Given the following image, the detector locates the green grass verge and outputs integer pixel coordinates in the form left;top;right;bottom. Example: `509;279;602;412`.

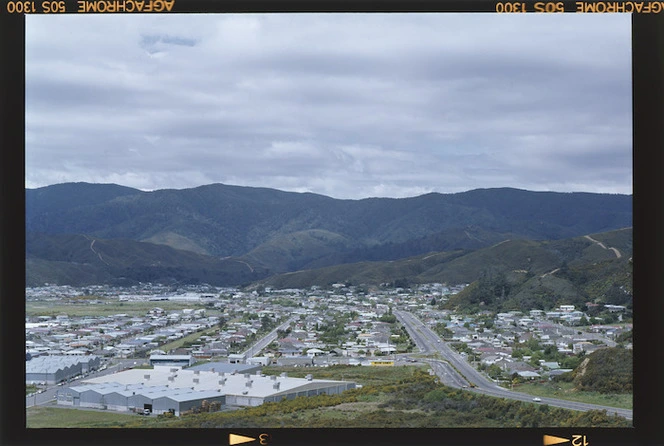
26;406;158;428
158;327;220;353
511;381;632;410
261;364;427;387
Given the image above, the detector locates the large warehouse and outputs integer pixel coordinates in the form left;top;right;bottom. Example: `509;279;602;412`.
56;382;225;416
26;355;101;385
58;366;355;415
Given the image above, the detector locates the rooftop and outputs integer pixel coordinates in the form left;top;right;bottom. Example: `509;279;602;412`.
80;368;353;399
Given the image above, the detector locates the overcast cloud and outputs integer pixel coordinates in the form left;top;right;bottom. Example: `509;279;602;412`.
26;13;631;199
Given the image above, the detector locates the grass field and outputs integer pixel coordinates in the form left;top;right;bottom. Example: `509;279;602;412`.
511;381;633;409
26;406;157;428
157;327;221;353
26;298;215;318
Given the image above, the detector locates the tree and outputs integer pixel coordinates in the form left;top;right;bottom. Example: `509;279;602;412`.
486;364;504;380
217;317;227;329
393;278;409;288
430;297;437;306
379;313;397;323
434;323;453;339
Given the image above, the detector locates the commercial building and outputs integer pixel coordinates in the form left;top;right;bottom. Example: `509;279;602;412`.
26;355;101;385
56;382;225;416
58;366;355;415
148;354;194;367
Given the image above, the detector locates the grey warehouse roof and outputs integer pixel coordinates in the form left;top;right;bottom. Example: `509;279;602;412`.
26;355;98;373
64;381;222;402
81;367;355;400
187;361;259;374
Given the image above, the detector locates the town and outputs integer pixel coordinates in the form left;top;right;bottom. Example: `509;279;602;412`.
26;282;632;417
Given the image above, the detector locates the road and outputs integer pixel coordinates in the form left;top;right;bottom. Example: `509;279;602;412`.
394;310;632;420
241;316;298;358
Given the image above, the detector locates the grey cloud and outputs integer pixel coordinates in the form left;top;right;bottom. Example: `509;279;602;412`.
25;13;631;199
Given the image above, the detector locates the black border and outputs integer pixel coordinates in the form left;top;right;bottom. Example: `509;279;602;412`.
2;3;663;446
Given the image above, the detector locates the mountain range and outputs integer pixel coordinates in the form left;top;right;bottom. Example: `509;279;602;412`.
25;182;632;290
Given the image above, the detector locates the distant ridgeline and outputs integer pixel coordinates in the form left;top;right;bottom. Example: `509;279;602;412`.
26;183;632;297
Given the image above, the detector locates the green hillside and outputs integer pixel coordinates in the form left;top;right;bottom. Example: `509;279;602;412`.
571;348;633;394
242;229;356;273
25;182;632;288
259;229;631;313
26;233;268;287
26;183;632;267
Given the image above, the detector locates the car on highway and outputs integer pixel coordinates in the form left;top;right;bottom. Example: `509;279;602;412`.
532;397;542;402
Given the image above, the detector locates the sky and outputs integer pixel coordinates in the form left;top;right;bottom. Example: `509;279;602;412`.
25;13;632;200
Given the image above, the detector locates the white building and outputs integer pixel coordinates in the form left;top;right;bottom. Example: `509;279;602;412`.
63;366;355;414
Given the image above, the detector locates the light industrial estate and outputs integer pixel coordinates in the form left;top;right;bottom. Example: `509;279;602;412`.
57;364;355;416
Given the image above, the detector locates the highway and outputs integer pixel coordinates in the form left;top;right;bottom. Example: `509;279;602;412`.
394;310;633;420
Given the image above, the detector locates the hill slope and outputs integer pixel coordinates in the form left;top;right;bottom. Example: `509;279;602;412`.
26;183;632;277
572;347;633;393
25;233;267;287
260;228;632;312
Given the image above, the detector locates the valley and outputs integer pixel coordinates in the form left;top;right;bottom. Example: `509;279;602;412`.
24;182;633;428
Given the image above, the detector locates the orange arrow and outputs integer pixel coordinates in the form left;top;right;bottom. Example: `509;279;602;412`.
229;433;256;445
544;435;570;446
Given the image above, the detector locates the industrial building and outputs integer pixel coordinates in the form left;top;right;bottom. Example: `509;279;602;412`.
57;366;355;415
187;361;260;375
26;355;101;385
56;382;225;416
148;354;194;367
